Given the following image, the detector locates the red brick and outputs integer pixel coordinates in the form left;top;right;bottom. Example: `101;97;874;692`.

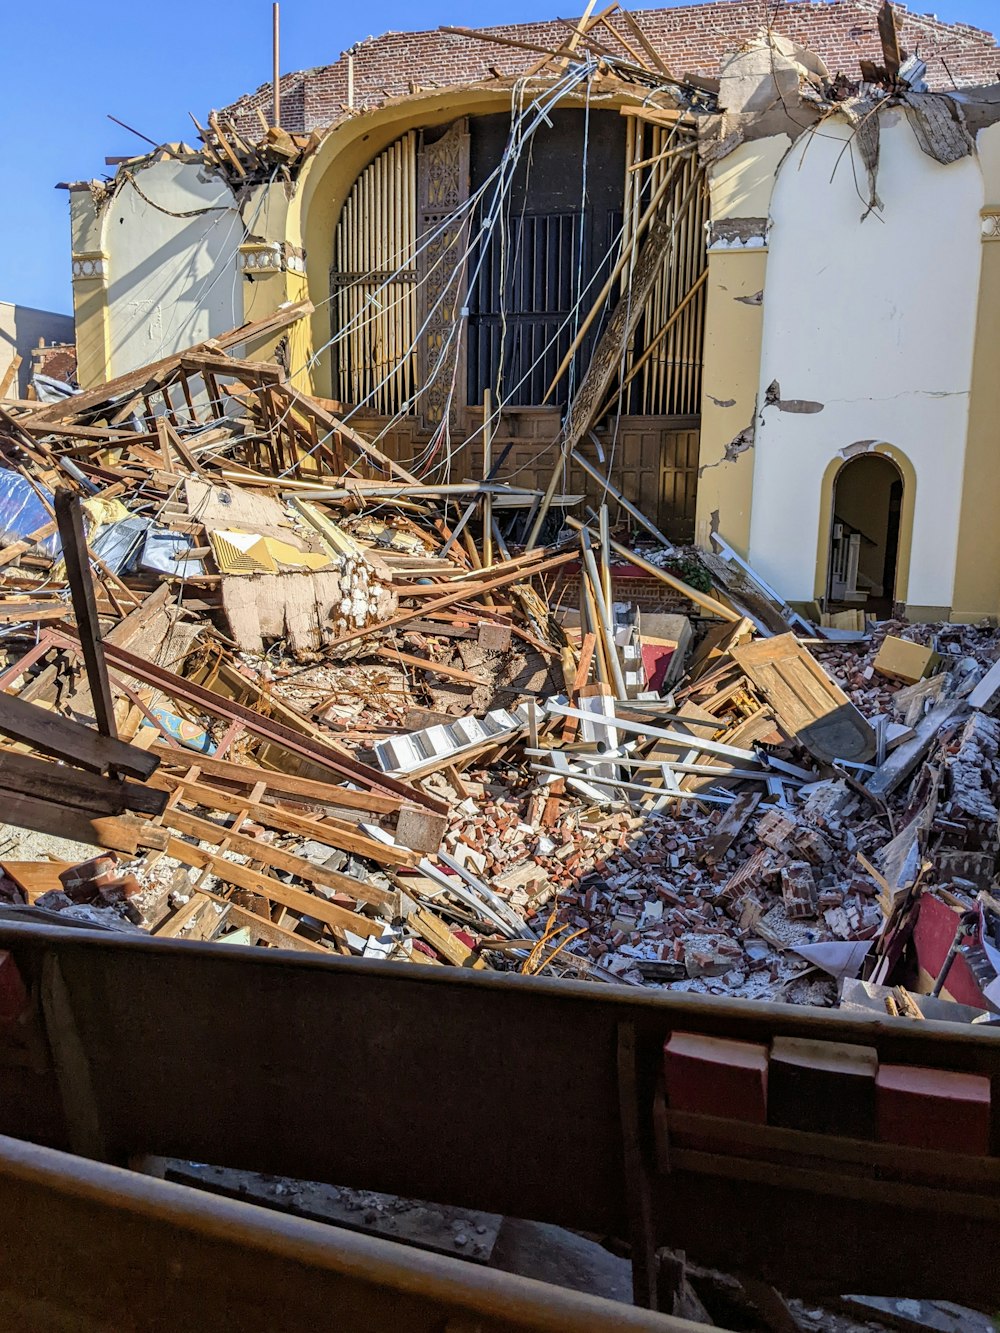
221;2;1000;138
664;1030;768;1123
876;1064;991;1156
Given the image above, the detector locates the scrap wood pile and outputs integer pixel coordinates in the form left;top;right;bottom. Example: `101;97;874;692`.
1;317;1000;1013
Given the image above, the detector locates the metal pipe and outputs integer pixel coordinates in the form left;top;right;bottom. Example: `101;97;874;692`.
272;3;280;128
579;531;628;701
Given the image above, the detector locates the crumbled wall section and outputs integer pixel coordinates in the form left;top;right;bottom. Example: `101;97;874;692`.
221;0;1000;135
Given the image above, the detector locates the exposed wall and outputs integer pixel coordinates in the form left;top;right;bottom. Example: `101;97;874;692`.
746;110;984;615
103;161;242;378
0;302;74;398
695;135;787;555
223;1;1000;135
952;121;1000;622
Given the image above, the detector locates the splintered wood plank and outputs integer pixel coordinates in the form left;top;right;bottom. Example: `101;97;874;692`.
731;632;876;765
154;805;396;912
1;861;74;904
697;792;761;866
149;831;386;939
150;774;419;871
0;690;160;780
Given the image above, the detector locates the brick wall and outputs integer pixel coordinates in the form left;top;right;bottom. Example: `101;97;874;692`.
550;563;706;616
222;0;999;134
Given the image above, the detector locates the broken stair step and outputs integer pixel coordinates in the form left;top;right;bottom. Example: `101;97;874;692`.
374;706;530;775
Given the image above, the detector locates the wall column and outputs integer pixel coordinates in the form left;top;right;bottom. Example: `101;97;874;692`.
694;135;787;557
694;231;767;555
69;186;111;388
952;159;1000;622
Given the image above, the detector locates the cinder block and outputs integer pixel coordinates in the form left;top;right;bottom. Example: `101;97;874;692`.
664;1031;768;1123
768;1038;877;1139
876;1064;991;1156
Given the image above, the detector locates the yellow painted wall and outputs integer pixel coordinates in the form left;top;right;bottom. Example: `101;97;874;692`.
69;186;111;387
694;246;765;553
952;123;1000;622
694;134;787;554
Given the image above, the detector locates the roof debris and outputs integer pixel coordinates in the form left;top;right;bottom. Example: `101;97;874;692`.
0;293;995;1027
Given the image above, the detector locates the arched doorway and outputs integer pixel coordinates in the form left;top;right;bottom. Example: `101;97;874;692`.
828;454;902;615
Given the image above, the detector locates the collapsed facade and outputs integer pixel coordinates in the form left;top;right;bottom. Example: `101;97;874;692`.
66;0;1000;622
5;4;1000;1321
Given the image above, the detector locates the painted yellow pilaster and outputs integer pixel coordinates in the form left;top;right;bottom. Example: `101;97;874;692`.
695;244;766;555
69;187;112;387
72;258;111;388
228;182;320;386
694;135;787;556
952;129;1000;622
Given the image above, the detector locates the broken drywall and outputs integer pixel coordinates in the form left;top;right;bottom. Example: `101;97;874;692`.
764;381;824;414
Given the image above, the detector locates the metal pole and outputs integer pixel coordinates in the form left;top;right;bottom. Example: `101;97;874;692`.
272;3;281;129
482;390;493;570
579;531;628;701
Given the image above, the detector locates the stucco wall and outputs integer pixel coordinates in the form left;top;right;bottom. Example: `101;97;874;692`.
103;161;243;377
0;302;74;398
952;120;1000;621
746;109;984;612
695;135;788;554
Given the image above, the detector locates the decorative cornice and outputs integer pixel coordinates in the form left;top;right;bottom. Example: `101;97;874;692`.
707;218;769;253
71;251;109;281
981;209;1000;242
238;241;306;275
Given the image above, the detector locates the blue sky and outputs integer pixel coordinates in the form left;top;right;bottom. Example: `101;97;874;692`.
2;0;998;316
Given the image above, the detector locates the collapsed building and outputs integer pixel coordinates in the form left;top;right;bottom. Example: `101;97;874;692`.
3;1;1000;1327
67;0;1000;619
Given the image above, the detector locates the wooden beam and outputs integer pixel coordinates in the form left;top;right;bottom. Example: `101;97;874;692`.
0;748;166;817
53;490;117;740
152;776;419;874
148;829;388;939
373;647;482;686
25;301;314;424
147;744;411;817
154;798;398;914
325;549;577;651
0;689;159;780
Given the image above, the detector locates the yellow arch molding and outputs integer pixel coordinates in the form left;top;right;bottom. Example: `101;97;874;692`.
813;443;916;608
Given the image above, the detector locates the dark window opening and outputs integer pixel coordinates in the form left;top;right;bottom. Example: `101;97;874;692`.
466;110;626;409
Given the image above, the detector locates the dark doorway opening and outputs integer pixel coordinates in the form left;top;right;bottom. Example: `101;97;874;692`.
828;454;902;617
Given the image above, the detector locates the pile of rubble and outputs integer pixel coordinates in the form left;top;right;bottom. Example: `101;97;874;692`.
0;303;999;1021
